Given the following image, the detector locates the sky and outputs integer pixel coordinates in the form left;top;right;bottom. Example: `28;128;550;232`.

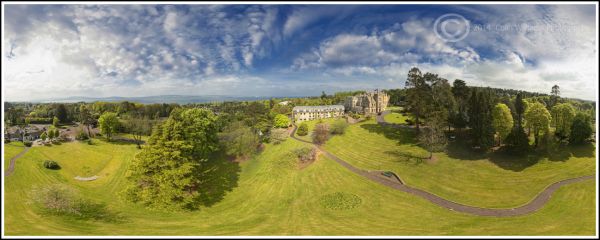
2;4;598;101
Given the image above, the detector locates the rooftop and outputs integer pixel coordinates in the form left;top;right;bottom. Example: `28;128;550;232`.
293;105;345;112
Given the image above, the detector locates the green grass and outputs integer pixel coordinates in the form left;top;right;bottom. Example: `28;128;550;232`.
4;141;25;169
3;134;596;235
383;112;410;125
294;118;340;142
324;120;596;208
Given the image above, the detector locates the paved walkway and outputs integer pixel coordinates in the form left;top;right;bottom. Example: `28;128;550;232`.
289;123;595;217
4;147;31;177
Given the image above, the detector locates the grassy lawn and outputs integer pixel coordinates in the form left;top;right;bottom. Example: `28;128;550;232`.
383;112;410;125
3;141;25;170
294;118;341;142
3;135;596;235
324;120;596;208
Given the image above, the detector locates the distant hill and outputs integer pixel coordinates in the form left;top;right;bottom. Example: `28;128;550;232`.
33;95;293;104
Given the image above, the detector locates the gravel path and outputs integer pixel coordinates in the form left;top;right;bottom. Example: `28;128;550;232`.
289;122;595;217
4;147;31;177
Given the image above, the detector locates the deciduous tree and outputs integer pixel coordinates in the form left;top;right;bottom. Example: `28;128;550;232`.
98;112;119;141
524;102;551;147
124;108;220;210
492;103;514;145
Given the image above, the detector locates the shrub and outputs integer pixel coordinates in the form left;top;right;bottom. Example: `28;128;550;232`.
270;128;289;145
76;131;89;141
296;122;309;136
330;119;348;135
293;146;317;162
23;141;32;147
29;184;118;221
4;139;10;144
273;114;291;128
312;123;329;145
365;115;372;121
43;160;60;170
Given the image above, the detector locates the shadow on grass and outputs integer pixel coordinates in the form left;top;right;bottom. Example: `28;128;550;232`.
194;151;241;208
384;150;428;165
360;124;416;145
488;147;542;172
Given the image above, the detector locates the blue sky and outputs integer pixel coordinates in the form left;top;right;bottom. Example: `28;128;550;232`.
3;4;597;101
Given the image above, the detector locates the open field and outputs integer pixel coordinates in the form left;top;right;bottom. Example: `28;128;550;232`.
3;134;596;235
324;120;596;208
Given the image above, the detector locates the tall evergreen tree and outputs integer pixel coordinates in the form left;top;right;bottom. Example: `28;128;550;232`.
405;67;430;132
467;89;495;150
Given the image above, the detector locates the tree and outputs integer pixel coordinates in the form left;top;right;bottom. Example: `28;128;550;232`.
549;85;560;108
47;128;55;140
320;91;327;99
296;122;308;136
79;105;95;137
405;67;430;132
419;110;447;159
123;116;153;149
492;103;514;145
505;125;529;153
98;112;119;141
524;102;551;147
551;85;560;97
40;131;48;141
569;112;592;144
468;89;495;150
55;104;68;123
513;92;527;129
218;121;259;158
124;108;220;210
330;119;349;135
52;116;59;127
551;103;576;140
273;114;290;128
429;76;456;131
312;123;329;145
450;79;470;132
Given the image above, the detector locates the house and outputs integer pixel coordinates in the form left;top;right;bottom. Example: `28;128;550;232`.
5;125;46;141
344;89;389;115
292;105;345;123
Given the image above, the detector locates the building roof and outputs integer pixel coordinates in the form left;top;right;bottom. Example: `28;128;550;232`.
292;105;345;112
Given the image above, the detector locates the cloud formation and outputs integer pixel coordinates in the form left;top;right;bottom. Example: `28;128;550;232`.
2;4;597;101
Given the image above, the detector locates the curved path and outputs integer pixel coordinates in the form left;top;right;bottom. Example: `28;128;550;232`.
289;123;595;217
4;147;31;177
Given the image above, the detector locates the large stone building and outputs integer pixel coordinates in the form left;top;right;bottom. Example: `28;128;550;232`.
292;105;345;123
344;89;389;115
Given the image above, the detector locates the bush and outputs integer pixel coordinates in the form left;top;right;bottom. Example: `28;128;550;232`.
4;139;10;144
43;160;60;170
76;131;89;141
330;119;348;135
23;141;32;147
270;128;289;145
29;184;118;221
312;123;330;145
297;122;309;136
273;114;291;128
365;115;372;121
293;146;317;162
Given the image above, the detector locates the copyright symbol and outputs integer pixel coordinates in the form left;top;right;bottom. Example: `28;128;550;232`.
433;13;470;42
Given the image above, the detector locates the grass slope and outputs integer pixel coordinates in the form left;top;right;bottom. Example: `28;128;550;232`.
3;135;596;235
324;120;596;208
3;141;25;170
